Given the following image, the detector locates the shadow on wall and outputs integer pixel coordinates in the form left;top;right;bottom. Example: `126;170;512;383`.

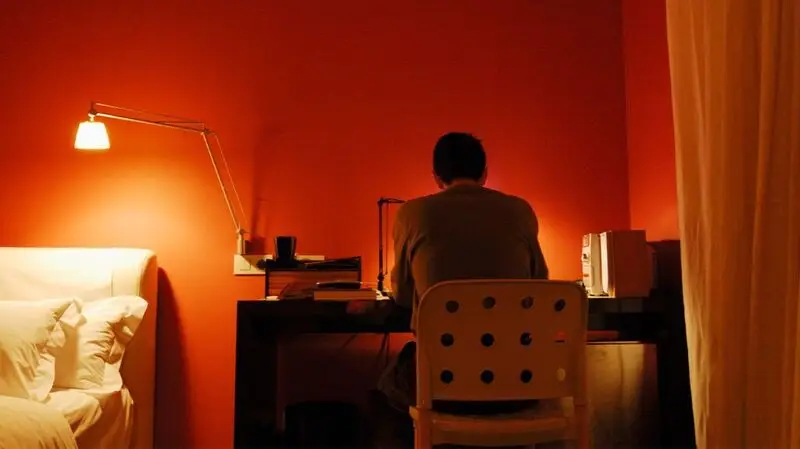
650;239;682;294
154;268;194;447
248;195;269;255
649;239;696;449
247;125;287;256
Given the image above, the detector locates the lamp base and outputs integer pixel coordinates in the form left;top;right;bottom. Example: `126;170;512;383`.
237;234;249;255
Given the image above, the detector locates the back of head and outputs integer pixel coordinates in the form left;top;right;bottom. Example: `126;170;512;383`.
433;132;487;186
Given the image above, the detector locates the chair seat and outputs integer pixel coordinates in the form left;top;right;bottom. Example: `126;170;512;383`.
409;401;574;447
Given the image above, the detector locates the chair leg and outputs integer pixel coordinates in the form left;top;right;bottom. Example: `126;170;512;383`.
575;405;589;449
413;429;430;449
413;418;431;449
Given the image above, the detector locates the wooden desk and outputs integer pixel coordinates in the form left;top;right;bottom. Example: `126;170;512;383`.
233;298;667;448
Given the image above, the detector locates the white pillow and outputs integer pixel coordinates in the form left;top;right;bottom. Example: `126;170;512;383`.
0;298;77;401
53;295;147;389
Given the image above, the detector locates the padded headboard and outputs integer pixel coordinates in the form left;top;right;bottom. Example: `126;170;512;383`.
0;247;157;449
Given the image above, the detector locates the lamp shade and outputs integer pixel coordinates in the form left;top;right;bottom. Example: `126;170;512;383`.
74;121;110;150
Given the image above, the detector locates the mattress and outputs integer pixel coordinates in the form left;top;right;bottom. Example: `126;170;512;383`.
45;371;134;449
0;394;78;449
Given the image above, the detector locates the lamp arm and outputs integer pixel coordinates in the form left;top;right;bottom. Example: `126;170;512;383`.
89;103;248;254
201;131;247;254
92;102;205;129
378;197;405;205
377;200;385;293
93;112;207;133
376;197;406;293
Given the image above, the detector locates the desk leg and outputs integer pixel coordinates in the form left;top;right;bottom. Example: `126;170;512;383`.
275;335;285;432
266;332;280;444
234;316;279;448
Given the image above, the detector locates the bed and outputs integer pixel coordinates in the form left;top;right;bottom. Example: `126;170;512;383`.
0;247;157;449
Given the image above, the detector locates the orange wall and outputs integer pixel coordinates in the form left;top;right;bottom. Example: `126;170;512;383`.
622;0;679;241
0;1;631;447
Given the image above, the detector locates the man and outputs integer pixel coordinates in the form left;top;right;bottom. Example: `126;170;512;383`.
372;132;548;446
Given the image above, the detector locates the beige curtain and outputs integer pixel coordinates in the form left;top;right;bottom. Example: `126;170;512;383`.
665;1;800;448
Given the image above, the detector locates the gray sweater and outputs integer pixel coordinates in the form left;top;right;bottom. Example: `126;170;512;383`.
390;183;549;331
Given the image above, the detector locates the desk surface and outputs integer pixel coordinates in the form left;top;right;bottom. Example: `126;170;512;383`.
237;299;636;342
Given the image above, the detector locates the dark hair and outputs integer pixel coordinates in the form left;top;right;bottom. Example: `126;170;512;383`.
432;132;486;184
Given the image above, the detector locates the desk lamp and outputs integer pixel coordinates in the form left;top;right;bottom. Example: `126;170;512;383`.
74;102;249;254
377;197;405;294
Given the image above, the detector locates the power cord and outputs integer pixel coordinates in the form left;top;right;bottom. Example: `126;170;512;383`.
374;332;392;374
313;332;394;393
319;332;391;372
319;334;360;367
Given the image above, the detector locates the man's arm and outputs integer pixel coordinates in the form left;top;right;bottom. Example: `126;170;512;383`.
390;205;415;309
525;204;549;279
531;238;549;279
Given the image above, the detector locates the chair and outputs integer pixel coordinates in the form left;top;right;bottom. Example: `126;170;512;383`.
409;279;589;448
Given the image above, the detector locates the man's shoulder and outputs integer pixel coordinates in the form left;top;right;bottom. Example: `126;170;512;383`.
402;193;438;209
400;190;456;212
403;188;534;212
397;195;425;213
502;192;535;215
478;188;535;215
394;195;427;226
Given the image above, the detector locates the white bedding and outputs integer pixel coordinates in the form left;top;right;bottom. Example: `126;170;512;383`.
0;394;77;449
0;248;156;449
45;372;134;449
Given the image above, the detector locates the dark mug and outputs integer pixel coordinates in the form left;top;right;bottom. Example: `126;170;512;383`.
274;236;297;263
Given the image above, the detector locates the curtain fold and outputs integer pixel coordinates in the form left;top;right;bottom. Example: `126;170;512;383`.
666;0;800;447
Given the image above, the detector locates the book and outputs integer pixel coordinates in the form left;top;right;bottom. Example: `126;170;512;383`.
312;288;380;301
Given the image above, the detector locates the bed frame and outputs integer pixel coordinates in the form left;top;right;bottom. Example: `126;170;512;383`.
0;247;158;449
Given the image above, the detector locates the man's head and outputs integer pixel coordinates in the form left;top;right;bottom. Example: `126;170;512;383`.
432;132;487;189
